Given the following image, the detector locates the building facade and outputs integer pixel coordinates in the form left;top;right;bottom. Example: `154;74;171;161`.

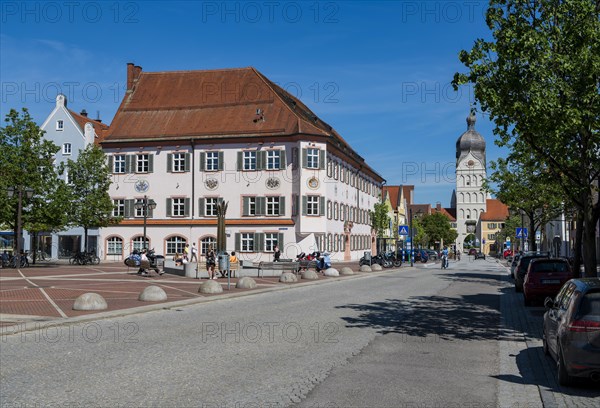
32;94;108;258
99;64;384;262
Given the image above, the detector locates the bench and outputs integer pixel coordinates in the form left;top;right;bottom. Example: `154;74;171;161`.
257;261;299;278
298;260;318;271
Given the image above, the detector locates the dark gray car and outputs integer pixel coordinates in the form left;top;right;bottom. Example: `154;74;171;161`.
543;278;600;385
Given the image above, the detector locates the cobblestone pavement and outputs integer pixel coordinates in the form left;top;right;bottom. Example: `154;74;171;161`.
498;261;600;407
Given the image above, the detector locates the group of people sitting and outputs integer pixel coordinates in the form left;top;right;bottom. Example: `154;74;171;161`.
172;245;239;280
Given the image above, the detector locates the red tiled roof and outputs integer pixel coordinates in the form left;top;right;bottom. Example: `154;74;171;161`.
68;109;109;143
402;185;414;205
408;204;431;216
480;199;509;221
382;186;401;208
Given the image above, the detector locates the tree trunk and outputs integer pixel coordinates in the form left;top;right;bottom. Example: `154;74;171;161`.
573;211;584;278
31;231;38;264
528;211;537;252
582;202;599;278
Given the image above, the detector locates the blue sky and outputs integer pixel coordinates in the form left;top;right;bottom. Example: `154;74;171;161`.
0;1;505;206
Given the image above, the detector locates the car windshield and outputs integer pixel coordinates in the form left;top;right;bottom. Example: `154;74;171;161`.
576;291;600;321
520;256;546;271
532;262;568;273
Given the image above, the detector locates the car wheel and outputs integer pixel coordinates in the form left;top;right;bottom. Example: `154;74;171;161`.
557;346;573;386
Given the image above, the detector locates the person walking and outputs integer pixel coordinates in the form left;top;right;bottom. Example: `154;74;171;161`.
273;245;281;262
184;243;190;262
190;242;198;262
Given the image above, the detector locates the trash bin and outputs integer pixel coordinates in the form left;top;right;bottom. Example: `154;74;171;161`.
184;262;197;278
363;251;372;263
218;251;230;274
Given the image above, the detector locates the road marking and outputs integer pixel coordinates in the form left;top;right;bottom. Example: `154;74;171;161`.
16;269;68;318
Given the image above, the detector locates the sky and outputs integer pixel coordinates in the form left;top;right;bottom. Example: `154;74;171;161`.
0;0;506;207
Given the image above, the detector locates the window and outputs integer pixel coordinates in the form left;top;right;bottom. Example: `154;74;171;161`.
206;151;219;171
306;148;319;169
112;199;125;217
205;197;218;216
172;153;186;172
64;169;71;185
241;233;254;252
137;154;149;173
132;236;149;252
487;223;497;229
134;203;145;218
306;196;319;216
166;236;187;256
487;233;497;240
62;143;71;155
172;198;186;217
107;237;122;255
334;202;339;220
201;237;216;256
243;151;257;170
56;120;64;130
327;201;332;219
266;197;280;216
265;233;279;252
266;150;280;170
246;197;256;216
113;155;126;173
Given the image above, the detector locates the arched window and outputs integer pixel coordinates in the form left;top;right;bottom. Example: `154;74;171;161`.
480;193;484;203
327;233;333;252
107;236;123;256
166;235;187;256
460;209;464;218
201;236;216;256
327;200;332;219
334;234;339;252
460;175;465;186
459;193;464;203
131;236;149;252
334;202;339;220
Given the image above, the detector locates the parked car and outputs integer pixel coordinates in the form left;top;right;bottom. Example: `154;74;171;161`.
425;249;438;261
503;249;513;259
510;254;522;278
523;258;573;306
543;278;600;385
474;252;486;260
515;252;551;292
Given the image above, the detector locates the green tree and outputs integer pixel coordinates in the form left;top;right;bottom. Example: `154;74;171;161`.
412;217;428;248
0;108;69;258
66;144;116;253
370;202;391;253
420;212;458;249
495;213;523;252
454;0;600;276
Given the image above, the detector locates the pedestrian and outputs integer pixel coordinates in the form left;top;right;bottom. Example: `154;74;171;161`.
227;251;239;278
206;245;216;279
190;242;198;262
273;245;281;262
184;243;190;261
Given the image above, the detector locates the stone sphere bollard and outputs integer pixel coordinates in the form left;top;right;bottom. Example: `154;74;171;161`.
236;277;257;289
323;268;339;277
359;265;372;272
302;269;320;280
199;280;223;294
138;285;167;302
73;293;108;311
340;267;354;275
371;264;383;271
279;272;298;283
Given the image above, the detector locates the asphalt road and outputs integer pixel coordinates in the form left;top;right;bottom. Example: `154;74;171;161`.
1;257;595;407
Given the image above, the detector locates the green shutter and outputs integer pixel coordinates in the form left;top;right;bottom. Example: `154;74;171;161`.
257;151;265;170
166;198;172;217
148;154;154;173
320;197;325;216
166;154;172;173
279;150;286;169
198;198;205;217
302;196;307;215
108;156;114;172
279;196;285;216
184;153;191;172
124;199;134;218
302;148;307;168
235;233;241;251
255;233;264;252
199;152;205;171
184;198;190;217
147;203;154;218
125;155;133;173
237;152;243;170
257;197;266;216
218;152;224;171
278;233;284;249
243;197;249;216
319;150;325;170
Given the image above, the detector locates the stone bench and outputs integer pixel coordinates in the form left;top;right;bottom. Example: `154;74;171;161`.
298;260;318;271
163;260;240;278
257;261;300;278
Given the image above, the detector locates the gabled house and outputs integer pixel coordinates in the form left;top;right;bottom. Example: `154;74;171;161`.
33;94;109;259
99;64;385;262
480;198;509;255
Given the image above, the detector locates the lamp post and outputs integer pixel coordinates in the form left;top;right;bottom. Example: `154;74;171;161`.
8;186;34;267
134;195;156;250
410;208;414;267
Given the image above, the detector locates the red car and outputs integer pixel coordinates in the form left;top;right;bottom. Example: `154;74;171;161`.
523;258;573;306
503;249;513;258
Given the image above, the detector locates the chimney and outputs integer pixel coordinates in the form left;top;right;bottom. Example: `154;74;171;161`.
80;109;88;117
126;63;143;92
95;111;102;123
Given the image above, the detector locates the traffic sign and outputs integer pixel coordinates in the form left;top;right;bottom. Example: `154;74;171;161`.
398;225;409;235
516;227;528;239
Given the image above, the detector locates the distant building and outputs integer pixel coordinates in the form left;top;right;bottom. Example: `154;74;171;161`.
99;64;384;262
381;185;414;252
480;199;509;255
34;94;108;258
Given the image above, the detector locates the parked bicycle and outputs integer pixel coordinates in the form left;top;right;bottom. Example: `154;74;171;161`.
69;251;100;265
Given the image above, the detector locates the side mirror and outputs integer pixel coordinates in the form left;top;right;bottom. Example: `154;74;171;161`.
544;297;555;310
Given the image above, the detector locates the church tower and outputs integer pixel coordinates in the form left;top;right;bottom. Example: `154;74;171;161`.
455;110;487;252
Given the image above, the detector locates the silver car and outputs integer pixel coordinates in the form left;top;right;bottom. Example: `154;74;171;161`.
543;278;600;385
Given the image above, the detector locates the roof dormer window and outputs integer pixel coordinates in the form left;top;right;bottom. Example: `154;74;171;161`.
56;120;64;131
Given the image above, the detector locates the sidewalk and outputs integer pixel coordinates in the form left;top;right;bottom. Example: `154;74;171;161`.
0;260;384;334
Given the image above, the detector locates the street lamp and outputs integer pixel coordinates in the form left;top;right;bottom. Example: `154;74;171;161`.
134;195;156;250
410;208;414;267
7;186;34;267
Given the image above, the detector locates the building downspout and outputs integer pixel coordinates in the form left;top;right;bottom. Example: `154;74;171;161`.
190;139;195;219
